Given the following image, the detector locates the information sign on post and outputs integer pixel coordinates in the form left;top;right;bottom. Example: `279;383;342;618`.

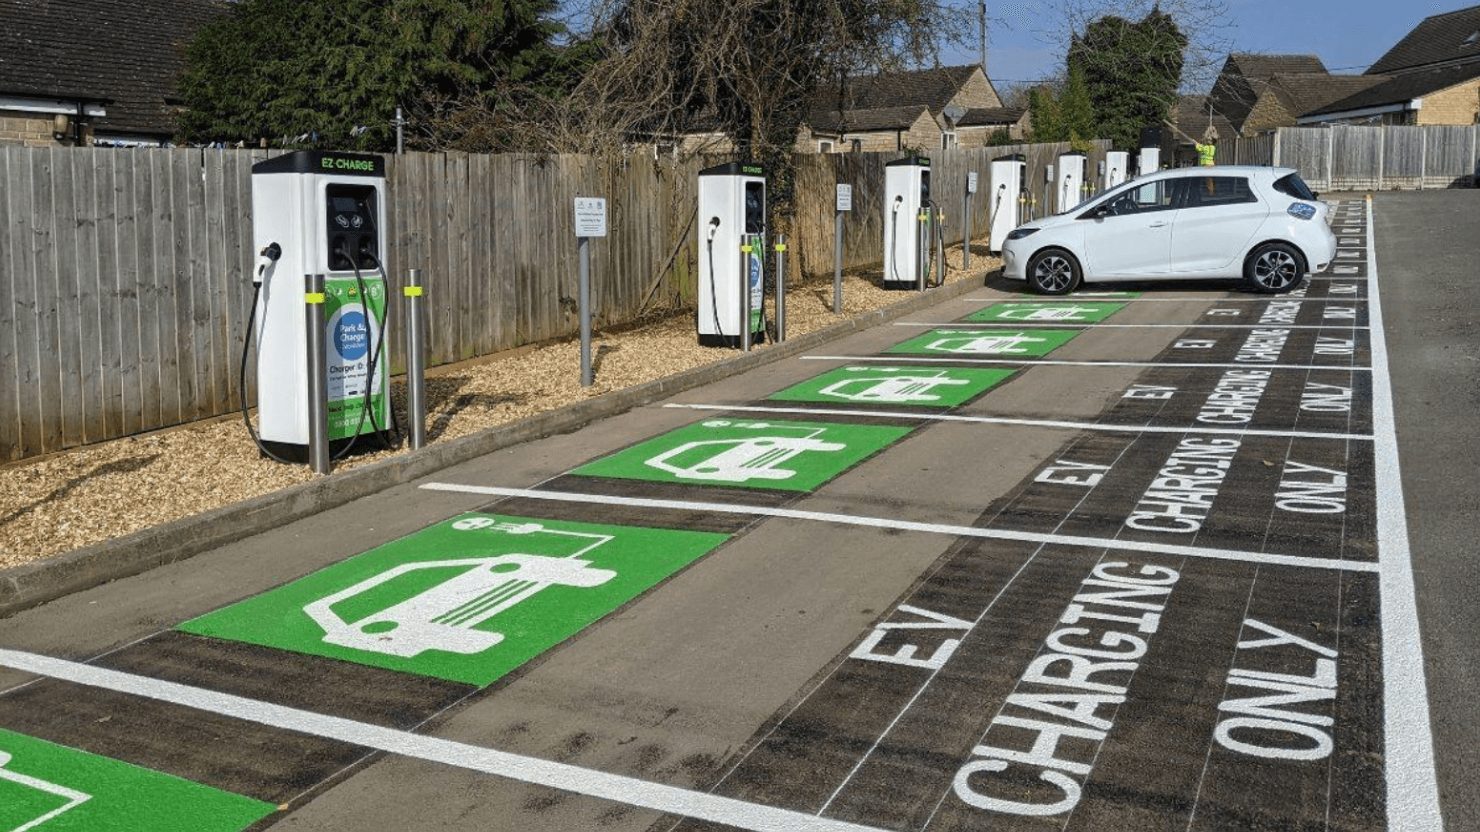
964;173;978;269
573;198;606;386
834;185;851;313
967;172;978;194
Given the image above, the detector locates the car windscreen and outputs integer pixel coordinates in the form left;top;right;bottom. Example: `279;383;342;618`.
1273;172;1317;200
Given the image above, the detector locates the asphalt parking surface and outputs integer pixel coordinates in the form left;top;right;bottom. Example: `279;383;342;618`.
0;193;1471;831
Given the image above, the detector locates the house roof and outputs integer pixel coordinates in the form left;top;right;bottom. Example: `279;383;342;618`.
957;106;1027;127
808;64;993;131
1305;60;1480;117
0;0;226;136
1207;53;1329;129
1267;73;1388;115
1166;95;1237;144
811;105;933;134
1368;4;1480;74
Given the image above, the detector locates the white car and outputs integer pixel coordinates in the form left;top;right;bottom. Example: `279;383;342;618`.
1001;165;1335;295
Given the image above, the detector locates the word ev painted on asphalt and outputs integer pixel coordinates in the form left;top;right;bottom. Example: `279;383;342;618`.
179;514;728;686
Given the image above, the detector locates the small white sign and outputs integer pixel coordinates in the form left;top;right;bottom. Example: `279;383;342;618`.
836;184;852;212
574;197;607;238
967;172;979;194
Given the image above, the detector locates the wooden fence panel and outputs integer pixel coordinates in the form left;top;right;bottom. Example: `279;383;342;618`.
1423;125;1479;188
1382;126;1425;189
1276;128;1332;191
0;148;18;459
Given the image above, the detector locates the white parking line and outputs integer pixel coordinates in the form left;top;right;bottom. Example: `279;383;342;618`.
0;649;890;832
419;483;1379;574
659;403;1374;442
895;322;1365;330
801;355;1373;372
1364;198;1443;831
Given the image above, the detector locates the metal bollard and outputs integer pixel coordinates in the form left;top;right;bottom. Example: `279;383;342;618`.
404;269;426;450
739;239;752;352
304;273;330;475
775;235;787;343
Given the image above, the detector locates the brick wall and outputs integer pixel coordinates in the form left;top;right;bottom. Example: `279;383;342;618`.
954;73;1003;110
0;113;59;146
1416;77;1480;126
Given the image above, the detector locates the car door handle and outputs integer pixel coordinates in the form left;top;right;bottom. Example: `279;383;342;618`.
1148;220;1169;228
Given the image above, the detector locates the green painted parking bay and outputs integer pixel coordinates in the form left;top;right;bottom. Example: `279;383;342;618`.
0;727;273;831
964;300;1126;324
768;366;1015;408
886;328;1081;358
573;418;911;491
178;514;728;686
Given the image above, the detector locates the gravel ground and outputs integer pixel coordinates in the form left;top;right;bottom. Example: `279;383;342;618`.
0;247;1001;571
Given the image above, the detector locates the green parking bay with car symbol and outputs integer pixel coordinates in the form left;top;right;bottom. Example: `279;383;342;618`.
573;419;912;490
885;328;1082;357
769;366;1014;407
0;728;274;831
178;515;728;686
964;301;1127;324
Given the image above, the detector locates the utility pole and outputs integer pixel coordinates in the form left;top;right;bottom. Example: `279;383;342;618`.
979;2;988;73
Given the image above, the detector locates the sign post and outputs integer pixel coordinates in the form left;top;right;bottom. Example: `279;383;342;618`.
834;184;851;313
573;198;607;387
964;172;978;269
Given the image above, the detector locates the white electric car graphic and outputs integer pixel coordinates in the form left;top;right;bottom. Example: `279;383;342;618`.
645;423;846;483
304;521;617;658
819;370;970;403
987;305;1102;322
924;331;1048;355
0;749;92;831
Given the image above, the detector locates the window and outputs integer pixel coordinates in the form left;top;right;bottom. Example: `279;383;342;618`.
1097;179;1178;216
850;139;862;153
1182;176;1257;208
941;131;957;149
818;140;835;153
1272;172;1317;200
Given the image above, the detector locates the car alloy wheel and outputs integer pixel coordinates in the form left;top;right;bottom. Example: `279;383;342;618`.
1028;249;1080;295
1246;243;1304;294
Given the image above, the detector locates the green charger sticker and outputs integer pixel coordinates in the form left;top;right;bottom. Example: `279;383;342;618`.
965;301;1126;324
886;328;1082;357
769;366;1014;407
0;728;274;831
573;418;911;491
179;515;728;687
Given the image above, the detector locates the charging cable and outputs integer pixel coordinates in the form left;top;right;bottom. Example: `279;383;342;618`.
890;196;903;284
240;242;295;464
704;217;724;341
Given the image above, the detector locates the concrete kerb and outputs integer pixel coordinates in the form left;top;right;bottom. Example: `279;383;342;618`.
0;275;987;618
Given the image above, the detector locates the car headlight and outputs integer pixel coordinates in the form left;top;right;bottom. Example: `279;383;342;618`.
1006;227;1040;241
1287;203;1316;221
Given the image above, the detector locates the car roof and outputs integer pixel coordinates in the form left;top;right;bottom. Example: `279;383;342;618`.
1147;165;1296;179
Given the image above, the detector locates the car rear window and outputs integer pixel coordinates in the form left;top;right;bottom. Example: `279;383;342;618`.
1273;172;1317;200
1184;176;1258;207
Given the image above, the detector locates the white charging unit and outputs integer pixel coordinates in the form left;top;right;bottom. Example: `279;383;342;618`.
251;150;390;454
988;154;1025;254
697;162;766;347
1138;146;1161;177
881;156;935;289
1056;151;1087;214
1103;150;1129;191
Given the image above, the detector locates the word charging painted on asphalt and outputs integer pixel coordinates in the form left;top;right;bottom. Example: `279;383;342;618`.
0;727;274;831
573;418;911;491
178;514;727;686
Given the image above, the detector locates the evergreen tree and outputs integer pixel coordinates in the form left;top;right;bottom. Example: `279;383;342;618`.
1068;7;1186;150
1027;85;1062;143
1058;64;1095;146
176;0;576;150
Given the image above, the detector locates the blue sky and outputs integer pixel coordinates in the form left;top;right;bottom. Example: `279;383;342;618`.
938;0;1470;93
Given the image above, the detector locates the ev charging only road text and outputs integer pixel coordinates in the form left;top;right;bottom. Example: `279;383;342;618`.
0;199;1437;831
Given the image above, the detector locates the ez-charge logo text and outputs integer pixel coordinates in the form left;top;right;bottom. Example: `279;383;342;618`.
321;156;376;173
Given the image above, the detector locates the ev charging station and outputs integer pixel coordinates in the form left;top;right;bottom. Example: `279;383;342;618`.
1138;145;1161;177
248;150;391;459
1103;149;1129;191
988;154;1025;254
697;162;767;348
1056;151;1086;213
882;156;936;289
